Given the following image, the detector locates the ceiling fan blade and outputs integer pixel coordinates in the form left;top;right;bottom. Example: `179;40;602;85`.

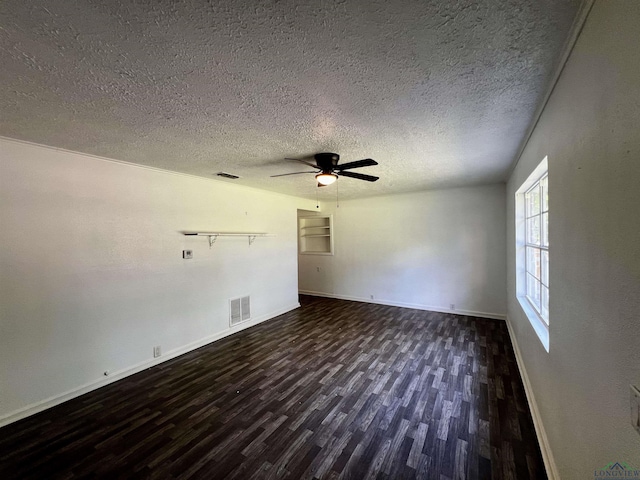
285;157;318;169
338;170;379;182
335;158;378;171
270;171;317;177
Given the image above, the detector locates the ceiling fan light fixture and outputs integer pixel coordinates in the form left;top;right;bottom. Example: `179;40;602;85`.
316;173;338;185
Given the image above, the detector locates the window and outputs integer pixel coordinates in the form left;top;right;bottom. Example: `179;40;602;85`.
516;157;549;350
525;173;549;323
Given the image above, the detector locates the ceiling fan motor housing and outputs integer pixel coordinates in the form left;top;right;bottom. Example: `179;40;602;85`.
315;153;340;172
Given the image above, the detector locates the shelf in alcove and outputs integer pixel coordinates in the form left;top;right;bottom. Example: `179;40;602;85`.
298;215;333;255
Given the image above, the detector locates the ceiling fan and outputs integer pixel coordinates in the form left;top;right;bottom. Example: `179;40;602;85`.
271;153;379;186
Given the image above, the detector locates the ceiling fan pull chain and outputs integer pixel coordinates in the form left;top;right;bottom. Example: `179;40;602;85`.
316;186;319;209
336;177;339;208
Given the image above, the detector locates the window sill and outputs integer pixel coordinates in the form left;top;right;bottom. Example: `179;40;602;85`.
517;296;550;352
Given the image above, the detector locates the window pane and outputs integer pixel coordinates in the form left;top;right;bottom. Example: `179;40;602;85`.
541;286;549;324
526;272;535;300
541;175;548;212
526;184;541;217
526;216;540;245
542;212;548;247
527;273;541;310
527;246;541;280
541;249;549;286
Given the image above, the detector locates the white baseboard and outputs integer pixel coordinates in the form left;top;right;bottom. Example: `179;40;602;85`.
0;303;300;428
505;317;559;480
298;290;506;321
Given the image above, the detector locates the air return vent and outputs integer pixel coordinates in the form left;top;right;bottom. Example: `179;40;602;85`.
230;295;251;326
216;172;240;179
241;296;250;321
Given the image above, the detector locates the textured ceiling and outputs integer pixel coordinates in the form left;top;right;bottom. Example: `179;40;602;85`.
0;0;584;200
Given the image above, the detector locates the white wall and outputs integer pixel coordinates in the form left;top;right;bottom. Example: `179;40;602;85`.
0;138;315;425
506;1;640;477
299;184;507;319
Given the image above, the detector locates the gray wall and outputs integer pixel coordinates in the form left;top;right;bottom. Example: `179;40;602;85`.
0;138;315;425
299;184;507;319
506;1;640;477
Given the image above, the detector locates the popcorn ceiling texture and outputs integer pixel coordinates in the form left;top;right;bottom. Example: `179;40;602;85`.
0;0;584;199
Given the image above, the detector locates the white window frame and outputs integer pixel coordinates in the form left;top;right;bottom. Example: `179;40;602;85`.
515;157;549;351
524;173;549;321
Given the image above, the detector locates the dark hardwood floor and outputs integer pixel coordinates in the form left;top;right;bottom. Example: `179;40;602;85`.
0;295;545;479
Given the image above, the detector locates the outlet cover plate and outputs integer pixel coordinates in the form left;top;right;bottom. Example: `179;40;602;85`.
183;250;193;259
632;385;640;435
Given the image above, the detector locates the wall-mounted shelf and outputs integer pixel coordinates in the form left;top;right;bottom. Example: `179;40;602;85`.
298;215;334;255
183;232;274;247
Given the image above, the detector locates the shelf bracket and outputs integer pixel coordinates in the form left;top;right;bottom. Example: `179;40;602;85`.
208;234;219;248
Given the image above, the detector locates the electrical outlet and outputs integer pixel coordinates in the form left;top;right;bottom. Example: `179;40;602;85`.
153;346;161;358
370;295;374;300
632;385;640;435
183;250;193;259
316;267;321;272
450;304;455;310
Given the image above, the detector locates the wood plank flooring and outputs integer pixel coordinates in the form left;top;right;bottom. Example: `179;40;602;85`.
0;295;546;479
